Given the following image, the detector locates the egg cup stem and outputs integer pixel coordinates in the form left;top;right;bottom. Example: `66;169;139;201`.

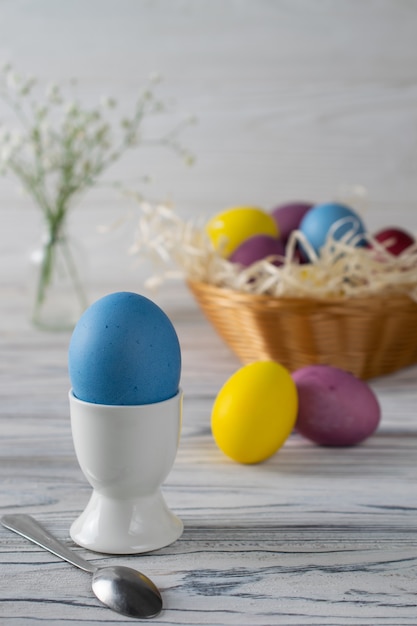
69;390;183;554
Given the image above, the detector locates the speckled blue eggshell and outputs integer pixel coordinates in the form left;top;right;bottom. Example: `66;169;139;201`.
68;292;181;405
299;202;367;256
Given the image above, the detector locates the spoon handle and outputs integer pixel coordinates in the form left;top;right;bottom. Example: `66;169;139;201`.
1;514;96;574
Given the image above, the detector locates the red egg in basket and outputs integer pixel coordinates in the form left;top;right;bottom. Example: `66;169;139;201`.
372;227;414;256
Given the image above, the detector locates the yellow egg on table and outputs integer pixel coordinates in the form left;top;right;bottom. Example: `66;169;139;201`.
205;206;279;257
211;361;298;464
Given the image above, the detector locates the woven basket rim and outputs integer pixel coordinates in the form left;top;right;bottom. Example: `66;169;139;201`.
186;278;417;378
187;278;417;310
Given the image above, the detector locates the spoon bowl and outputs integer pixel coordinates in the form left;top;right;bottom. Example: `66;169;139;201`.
1;514;162;619
92;564;162;618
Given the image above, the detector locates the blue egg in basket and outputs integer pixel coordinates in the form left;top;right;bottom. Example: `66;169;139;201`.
299;202;367;257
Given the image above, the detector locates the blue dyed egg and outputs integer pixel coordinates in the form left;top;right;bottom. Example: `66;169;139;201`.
299;203;367;256
68;292;181;405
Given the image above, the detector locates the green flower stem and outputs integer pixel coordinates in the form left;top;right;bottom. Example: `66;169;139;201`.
1;66;194;329
59;231;88;310
32;217;88;327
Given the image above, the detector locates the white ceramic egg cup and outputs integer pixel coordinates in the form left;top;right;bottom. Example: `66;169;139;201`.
69;389;183;554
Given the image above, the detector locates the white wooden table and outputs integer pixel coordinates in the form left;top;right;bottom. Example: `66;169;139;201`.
0;0;417;622
0;277;416;625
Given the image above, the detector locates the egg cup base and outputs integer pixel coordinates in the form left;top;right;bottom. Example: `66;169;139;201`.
70;490;183;554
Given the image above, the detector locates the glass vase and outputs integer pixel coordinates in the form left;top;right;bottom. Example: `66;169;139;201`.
29;225;88;331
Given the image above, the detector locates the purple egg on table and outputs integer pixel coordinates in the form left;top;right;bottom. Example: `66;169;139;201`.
271;201;314;243
228;234;286;267
292;365;381;447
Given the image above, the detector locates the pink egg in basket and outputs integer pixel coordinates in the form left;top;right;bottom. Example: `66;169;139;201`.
270;201;313;243
228;234;286;267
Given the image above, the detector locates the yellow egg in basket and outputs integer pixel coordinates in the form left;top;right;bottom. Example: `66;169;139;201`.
205;206;279;258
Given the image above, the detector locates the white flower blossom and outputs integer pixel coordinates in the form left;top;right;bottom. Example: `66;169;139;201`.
0;127;10;143
1;146;11;162
100;96;117;109
0;63;195;235
9;131;23;148
64;101;79;116
46;82;62;103
149;72;162;84
6;71;20;89
0;64;195;330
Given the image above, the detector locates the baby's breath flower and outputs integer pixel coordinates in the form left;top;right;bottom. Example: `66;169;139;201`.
87;109;101;123
153;100;165;113
39;120;50;134
95;123;109;143
64;101;79;116
34;104;48;120
1;146;11;162
120;118;132;129
0;127;10;143
142;89;153;101
17;75;36;97
0;64;195;330
46;82;62;104
126;132;139;146
41;155;53;169
6;71;20;89
149;72;162;84
100;96;117;109
0;64;195;236
184;153;195;167
9;130;23;148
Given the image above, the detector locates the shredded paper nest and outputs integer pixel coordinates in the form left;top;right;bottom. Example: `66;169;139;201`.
129;202;417;302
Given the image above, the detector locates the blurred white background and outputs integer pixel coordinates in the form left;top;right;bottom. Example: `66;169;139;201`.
1;0;417;291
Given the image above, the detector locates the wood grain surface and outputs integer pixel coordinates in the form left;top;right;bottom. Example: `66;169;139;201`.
1;283;416;625
1;2;417;624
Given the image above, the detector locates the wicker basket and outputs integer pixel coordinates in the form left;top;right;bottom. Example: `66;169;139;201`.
187;279;417;379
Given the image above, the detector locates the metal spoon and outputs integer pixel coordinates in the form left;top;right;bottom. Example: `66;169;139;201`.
1;514;163;619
